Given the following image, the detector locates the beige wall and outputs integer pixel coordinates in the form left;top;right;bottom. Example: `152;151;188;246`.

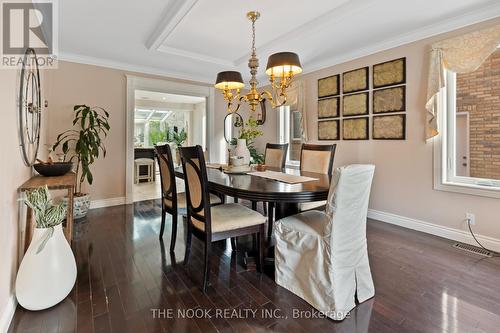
299;17;500;240
45;61;212;201
0;70;34;326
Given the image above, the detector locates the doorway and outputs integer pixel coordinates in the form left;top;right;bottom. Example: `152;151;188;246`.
126;76;214;204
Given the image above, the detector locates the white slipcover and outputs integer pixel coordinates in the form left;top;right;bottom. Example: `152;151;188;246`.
274;164;375;320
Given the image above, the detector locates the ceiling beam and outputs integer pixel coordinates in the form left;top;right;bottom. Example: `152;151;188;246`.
145;0;200;50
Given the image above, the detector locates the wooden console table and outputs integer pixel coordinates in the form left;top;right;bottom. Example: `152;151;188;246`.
18;172;76;253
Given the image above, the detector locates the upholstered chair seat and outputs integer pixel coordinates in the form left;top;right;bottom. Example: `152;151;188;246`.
192;203;266;233
274;164;376;321
297;200;327;212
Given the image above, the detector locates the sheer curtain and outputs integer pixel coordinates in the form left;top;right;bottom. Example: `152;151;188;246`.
426;24;500;139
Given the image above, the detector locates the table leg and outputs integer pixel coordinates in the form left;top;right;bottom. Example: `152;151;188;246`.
275;202;299;220
24;207;34;254
65;189;74;244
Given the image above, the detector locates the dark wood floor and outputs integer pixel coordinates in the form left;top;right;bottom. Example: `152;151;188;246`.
9;199;500;332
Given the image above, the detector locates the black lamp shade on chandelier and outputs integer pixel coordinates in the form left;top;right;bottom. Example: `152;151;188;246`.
265;52;302;76
214;71;245;90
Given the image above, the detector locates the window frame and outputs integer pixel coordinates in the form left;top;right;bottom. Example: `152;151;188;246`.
433;70;500;198
277;105;300;167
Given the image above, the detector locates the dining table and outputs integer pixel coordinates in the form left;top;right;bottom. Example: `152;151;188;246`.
174;165;331;267
174;165;331;225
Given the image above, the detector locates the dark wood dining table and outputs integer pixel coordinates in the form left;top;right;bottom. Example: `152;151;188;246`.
174;166;331;220
175;165;331;266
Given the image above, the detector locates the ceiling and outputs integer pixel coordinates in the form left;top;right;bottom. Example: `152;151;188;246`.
59;0;500;84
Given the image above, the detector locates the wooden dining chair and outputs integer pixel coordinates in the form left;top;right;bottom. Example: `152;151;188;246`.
180;145;266;292
259;143;289;238
298;143;337;211
155;144;221;253
264;143;288;169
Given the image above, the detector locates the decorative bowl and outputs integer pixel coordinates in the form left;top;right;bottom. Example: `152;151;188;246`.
33;162;73;177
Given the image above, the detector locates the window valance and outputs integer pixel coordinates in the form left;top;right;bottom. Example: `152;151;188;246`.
426;24;500;139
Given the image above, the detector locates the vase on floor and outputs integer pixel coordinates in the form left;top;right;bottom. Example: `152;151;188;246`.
15;224;77;311
234;139;251;165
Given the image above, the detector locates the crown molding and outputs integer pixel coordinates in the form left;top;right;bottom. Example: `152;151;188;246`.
303;2;500;75
57;52;213;84
157;45;235;67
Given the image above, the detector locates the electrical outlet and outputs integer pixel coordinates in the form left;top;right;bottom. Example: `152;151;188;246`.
466;213;476;225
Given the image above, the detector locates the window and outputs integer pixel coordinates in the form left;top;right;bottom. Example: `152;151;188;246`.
436;50;500;197
277;106;302;165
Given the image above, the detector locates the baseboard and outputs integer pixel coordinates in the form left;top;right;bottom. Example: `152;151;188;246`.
0;295;17;333
368;209;500;253
90;197;126;209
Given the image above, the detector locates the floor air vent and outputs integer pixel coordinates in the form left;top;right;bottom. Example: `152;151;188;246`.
453;243;493;257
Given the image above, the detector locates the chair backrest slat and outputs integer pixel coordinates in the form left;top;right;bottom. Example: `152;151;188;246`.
155;144;177;208
180;145;212;234
265;143;288;169
300;144;337;175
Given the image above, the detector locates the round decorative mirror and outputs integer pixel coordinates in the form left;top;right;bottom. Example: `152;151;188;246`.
223;112;244;143
18;48;42;166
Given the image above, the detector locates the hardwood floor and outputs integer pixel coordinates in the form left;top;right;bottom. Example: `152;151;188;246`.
9;199;500;332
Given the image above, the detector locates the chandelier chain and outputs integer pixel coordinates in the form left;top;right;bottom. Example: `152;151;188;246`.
251;18;256;56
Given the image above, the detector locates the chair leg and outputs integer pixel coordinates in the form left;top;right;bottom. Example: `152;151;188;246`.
230;237;238;251
170;213;178;252
267;202;275;240
183;222;192;265
257;224;264;273
159;208;166;240
202;241;211;293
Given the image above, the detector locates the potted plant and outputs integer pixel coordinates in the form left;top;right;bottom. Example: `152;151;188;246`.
170;128;187;165
15;186;77;310
231;116;264;165
52;105;110;219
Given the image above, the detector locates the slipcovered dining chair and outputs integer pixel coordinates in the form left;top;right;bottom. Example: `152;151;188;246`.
180;145;266;292
274;164;376;320
155;144;221;252
298;143;336;212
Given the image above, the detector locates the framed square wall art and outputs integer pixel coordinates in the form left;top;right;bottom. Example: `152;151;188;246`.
342;67;369;93
318;120;339;140
318;97;339;119
342;117;369;140
373;86;406;114
343;92;368;117
372;114;406;140
318;74;340;98
373;57;406;89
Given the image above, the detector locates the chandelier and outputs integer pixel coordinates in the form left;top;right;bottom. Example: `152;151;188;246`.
214;11;302;117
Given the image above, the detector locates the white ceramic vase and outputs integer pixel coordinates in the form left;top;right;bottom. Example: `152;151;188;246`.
234;139;251;165
15;224;77;311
